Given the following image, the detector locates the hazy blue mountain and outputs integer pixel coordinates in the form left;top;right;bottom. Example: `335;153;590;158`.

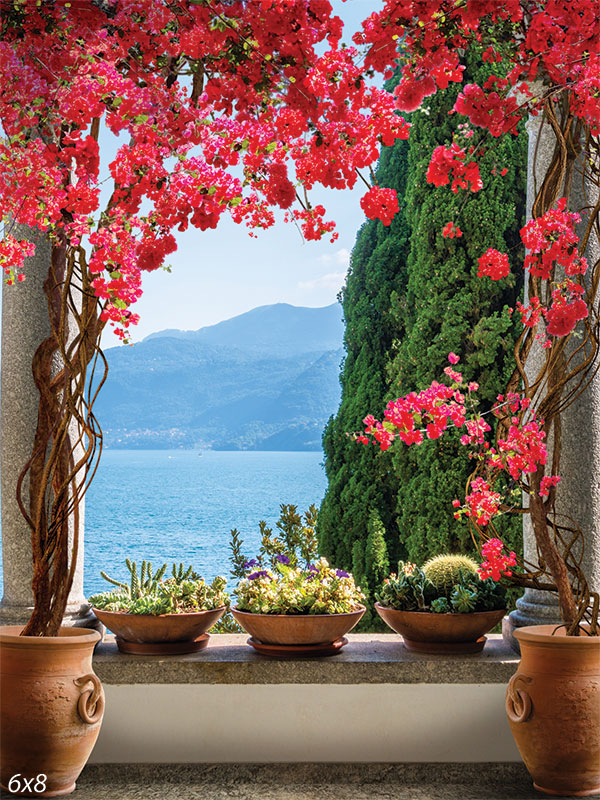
95;303;344;451
143;302;344;356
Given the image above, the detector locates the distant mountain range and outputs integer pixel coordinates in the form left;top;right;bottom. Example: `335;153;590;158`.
95;303;344;451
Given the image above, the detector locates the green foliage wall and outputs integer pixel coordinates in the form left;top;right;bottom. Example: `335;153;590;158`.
388;54;527;566
318;54;527;604
318;132;411;588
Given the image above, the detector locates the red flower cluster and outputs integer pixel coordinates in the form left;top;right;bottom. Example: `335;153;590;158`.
460;417;491;447
363;371;467;449
454;84;520;137
289;206;338;243
427;145;482;193
539;475;561;498
360;357;550;540
1;0;413;337
442;222;463;239
521;199;588;281
0;234;35;285
463;480;502;527
497;416;547;481
393;73;436;112
516;297;543;329
479;539;517;581
545;284;588;337
517;281;587;339
477;248;510;280
360;187;400;226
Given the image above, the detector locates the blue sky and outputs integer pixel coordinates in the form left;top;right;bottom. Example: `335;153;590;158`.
129;182;365;341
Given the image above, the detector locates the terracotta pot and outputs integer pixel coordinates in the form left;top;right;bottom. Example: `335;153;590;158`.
231;604;365;645
375;602;505;654
0;626;104;798
507;625;600;797
91;605;225;644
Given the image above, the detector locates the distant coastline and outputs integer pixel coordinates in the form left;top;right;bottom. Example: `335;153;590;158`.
102;430;325;451
95;302;344;452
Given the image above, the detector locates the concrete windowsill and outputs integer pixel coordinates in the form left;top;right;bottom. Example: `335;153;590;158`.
93;632;519;684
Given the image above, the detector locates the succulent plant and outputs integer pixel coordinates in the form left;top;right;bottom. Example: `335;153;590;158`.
377;556;507;614
450;585;478;613
430;597;451;614
473;577;508;611
422;554;480;598
90;561;230;615
100;559;168;600
375;562;436;611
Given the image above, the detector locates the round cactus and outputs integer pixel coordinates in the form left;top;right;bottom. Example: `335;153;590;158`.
422;554;480;597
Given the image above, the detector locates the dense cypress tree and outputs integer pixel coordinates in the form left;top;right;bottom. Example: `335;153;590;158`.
318;53;527;604
388;54;527;565
318;130;411;592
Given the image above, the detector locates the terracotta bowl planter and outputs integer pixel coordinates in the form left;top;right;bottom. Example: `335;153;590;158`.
375;602;506;654
507;625;600;797
92;605;225;654
231;604;365;653
0;626;104;798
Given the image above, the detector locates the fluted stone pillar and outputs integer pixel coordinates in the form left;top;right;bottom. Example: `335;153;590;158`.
503;107;600;650
0;224;97;629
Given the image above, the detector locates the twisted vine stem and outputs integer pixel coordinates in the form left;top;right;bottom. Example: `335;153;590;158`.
472;97;600;635
18;237;108;637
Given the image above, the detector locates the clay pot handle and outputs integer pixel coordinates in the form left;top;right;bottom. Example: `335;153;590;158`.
505;672;533;723
74;673;104;725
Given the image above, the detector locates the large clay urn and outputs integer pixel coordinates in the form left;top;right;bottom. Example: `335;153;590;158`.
0;626;104;797
506;625;600;797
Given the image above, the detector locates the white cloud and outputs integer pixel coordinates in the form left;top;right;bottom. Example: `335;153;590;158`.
318;248;351;267
297;249;350;291
298;271;347;291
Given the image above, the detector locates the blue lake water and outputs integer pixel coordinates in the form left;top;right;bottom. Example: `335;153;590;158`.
83;450;327;596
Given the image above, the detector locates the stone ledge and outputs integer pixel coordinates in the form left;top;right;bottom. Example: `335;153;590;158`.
93;632;519;684
60;763;555;800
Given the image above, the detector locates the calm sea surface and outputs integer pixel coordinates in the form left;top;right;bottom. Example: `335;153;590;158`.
82;450;327;596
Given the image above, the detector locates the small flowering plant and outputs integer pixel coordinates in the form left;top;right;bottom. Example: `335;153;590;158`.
229;505;364;615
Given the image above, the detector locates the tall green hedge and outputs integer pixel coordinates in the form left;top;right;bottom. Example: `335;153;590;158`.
318;54;527;610
388;54;526;565
318;132;411;622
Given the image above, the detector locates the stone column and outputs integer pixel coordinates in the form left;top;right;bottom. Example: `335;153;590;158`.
0;223;98;629
503;107;600;649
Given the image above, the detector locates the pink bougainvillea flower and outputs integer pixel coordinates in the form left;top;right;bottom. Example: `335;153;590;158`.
479;539;517;580
477;248;511;280
539;475;561;497
442;221;463;238
360;186;400;226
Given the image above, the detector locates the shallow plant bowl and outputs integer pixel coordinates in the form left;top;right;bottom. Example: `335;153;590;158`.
231;605;365;646
247;636;349;658
92;605;226;646
115;632;211;655
374;603;506;654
